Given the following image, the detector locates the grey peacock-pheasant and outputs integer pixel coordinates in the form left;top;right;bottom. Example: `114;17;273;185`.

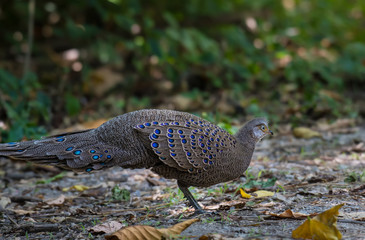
0;109;273;212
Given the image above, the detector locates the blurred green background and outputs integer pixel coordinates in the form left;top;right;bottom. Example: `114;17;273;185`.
0;0;364;141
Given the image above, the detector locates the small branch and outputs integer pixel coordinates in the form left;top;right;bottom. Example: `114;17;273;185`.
338;219;365;225
10;196;42;203
17;223;60;233
4;213;20;228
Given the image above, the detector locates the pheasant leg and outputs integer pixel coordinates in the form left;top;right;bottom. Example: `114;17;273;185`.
177;181;204;214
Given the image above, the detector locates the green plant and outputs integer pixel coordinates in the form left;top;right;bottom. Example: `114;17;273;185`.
92;219;101;226
202;216;217;224
48;232;54;239
0;70;50;142
36;172;66;184
80;223;87;233
220;209;234;223
276;184;285;194
1;0;363;140
111;185;131;201
345;171;365;183
177;213;184;222
240;169;277;189
164;187;184;206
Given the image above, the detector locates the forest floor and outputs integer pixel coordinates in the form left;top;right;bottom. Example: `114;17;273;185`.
0;119;364;239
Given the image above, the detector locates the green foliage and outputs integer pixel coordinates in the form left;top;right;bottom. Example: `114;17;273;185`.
339;43;365;80
201;112;239;135
345;171;365;183
65;92;81;116
36;172;66;184
0;70;50;141
111;185;131;201
164;186;185;205
242;169;277;189
0;0;363;141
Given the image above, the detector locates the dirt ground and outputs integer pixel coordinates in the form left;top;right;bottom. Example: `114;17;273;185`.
0;121;364;239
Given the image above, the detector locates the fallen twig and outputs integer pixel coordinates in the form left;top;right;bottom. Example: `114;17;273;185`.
17;223;60;233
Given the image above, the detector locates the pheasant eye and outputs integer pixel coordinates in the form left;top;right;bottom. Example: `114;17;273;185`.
261;125;266;131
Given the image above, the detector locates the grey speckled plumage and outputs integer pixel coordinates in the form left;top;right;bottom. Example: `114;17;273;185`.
0;109;273;212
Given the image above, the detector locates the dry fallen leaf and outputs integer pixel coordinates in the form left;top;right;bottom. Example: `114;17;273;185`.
84;67;123;97
265;209;316;219
292;203;344;240
206;200;246;210
11;209;37;215
45;194;66;205
199;233;245;240
62;184;90;192
293;127;322;139
342;142;365;153
240;189;252;198
318;118;356;131
105;218;199;240
90;221;126;234
341;211;365;221
0;197;11;209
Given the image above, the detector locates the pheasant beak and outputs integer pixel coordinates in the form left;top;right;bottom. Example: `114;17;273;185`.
269;130;273;135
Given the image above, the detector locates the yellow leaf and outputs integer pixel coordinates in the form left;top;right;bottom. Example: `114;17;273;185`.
62;184;90;192
253;190;274;198
310;218;342;240
292;203;344;240
105;218;199;240
292;217;312;239
293;127;322;139
240;188;252;198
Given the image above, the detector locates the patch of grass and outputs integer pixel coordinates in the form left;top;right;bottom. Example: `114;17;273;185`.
220;209;235;224
164;186;201;208
0;70;50;142
48;232;55;239
177;213;184;222
91;219;101;226
36;172;66;184
276;184;286;194
248;228;263;237
79;223;89;236
240;169;277;189
246;201;256;207
202;216;217;224
201;112;239;135
164;187;184;206
345;171;365;183
144;206;158;219
111;185;130;201
142;219;161;226
207;183;231;197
